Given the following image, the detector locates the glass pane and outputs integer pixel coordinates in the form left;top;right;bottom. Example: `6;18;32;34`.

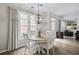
20;25;28;33
30;15;37;25
30;15;37;31
20;14;28;25
30;25;37;31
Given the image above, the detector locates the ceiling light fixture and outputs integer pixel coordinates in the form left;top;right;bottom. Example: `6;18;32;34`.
37;3;40;24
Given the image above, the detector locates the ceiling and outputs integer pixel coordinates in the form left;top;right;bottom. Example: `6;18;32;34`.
6;3;79;20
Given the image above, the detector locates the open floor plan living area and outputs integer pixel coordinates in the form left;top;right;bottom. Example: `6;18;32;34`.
0;3;79;55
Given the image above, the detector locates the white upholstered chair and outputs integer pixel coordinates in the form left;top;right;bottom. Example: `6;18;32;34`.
40;31;55;55
23;33;39;55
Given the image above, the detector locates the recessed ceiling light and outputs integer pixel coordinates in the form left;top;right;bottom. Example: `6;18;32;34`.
40;4;43;6
31;6;34;8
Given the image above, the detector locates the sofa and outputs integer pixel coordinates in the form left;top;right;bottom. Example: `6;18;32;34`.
64;30;73;37
75;31;79;40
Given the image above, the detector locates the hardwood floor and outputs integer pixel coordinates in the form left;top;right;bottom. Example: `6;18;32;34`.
0;38;79;55
54;38;79;55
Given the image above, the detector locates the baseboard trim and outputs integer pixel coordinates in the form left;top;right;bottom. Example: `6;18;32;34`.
0;44;25;54
0;49;8;54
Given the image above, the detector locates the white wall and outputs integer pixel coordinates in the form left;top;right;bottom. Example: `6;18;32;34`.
0;5;9;53
55;20;59;32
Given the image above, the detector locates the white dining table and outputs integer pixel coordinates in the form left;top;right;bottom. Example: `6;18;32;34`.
30;36;48;54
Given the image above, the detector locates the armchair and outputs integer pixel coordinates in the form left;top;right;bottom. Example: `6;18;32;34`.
39;31;55;55
75;31;79;40
64;30;73;37
23;33;39;55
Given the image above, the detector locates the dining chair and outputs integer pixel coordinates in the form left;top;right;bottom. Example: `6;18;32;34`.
23;33;39;55
40;31;55;55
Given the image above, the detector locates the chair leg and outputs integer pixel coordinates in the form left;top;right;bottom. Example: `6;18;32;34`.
52;47;54;55
24;47;30;55
52;40;54;55
38;47;40;54
41;48;45;54
47;49;49;55
29;48;32;55
24;47;27;55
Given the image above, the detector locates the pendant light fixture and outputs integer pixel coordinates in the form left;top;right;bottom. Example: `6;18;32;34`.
37;3;40;24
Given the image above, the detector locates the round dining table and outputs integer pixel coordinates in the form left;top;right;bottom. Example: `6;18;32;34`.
30;36;48;54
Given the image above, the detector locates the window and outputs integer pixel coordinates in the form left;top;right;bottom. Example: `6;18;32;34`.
51;18;56;31
30;15;37;31
18;11;28;40
29;15;38;39
17;11;38;47
17;11;38;40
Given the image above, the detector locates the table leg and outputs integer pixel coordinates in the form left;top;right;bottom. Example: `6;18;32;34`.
38;43;40;54
41;48;45;54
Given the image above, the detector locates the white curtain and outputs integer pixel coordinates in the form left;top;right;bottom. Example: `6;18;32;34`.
7;7;17;51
